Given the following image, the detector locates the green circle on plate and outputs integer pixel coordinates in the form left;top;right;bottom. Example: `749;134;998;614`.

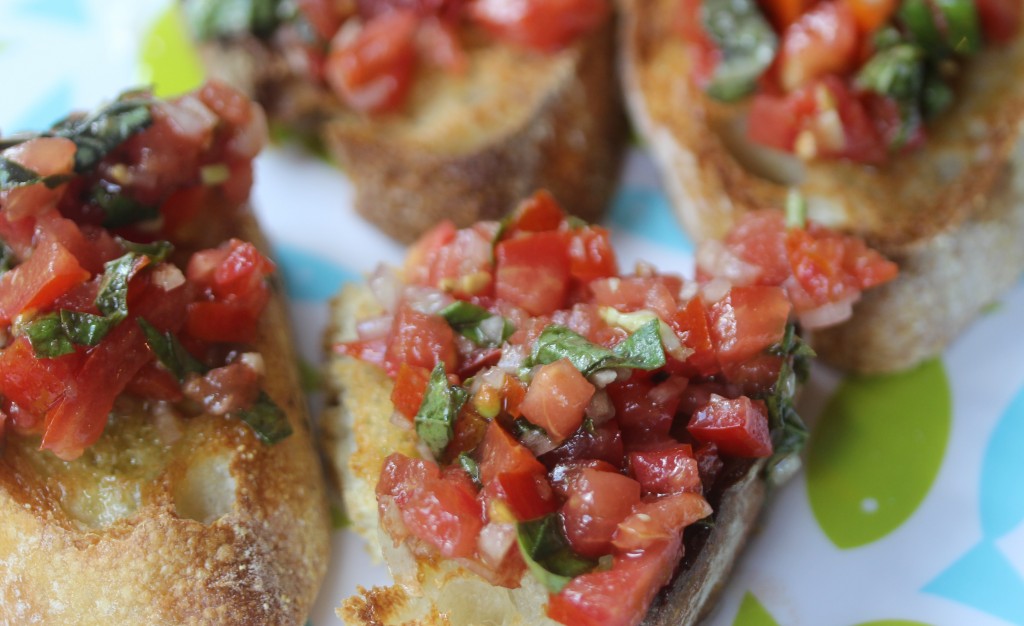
732;592;780;626
139;4;205;97
807;359;951;549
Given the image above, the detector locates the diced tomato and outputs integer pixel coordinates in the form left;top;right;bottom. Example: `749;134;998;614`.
721;352;783;394
383;304;458;374
495;231;570;316
505;189;565;233
667;297;719;376
478;420;547;485
1;137;77;220
186;298;264;344
628;445;701;496
444;405;490;461
566;225;618;284
391;363;432;420
785;224;898;308
417;15;468;72
607;376;687;436
611;492;712;553
209;240;275;299
0;337;82;419
540;418;624;468
760;0;817;30
325;10;418;113
695;442;724;490
520;358;595;444
589;276;679;321
724;210;791;286
687;394;773;458
549;459;619;497
0;240;90;324
489;470;557;521
423;223;496;297
976;0;1022;43
183;362;261;416
547;533;682;626
707;286;791;366
842;0;898;34
470;0;609;53
297;0;349;40
334;336;389;370
502;374;528;418
675;0;722;88
777;1;860;92
125;362;184;402
746;89;810;152
377;453;484;558
560;467;641;558
405;220;457;285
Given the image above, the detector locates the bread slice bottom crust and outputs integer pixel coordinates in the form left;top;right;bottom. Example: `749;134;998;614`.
617;0;1024;373
0;207;330;626
323;284;768;626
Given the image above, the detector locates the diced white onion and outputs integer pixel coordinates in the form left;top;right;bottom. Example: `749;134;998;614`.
151;264;186;291
696;239;761;286
519;428;557;457
797;296;857;330
478;522;517;568
497;344;527;374
477;314;506;345
658;320;693;363
159;96;217;142
403;286;452;316
700;277;732;304
589;369;618;389
356;315;393;340
368;264;403;312
238;352;265;376
390;411;413;429
226;103;268;160
585;390;615;425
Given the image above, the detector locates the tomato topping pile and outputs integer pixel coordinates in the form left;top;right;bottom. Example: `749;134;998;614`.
678;0;1021;163
0;82;291;460
338;191;896;626
207;0;609;114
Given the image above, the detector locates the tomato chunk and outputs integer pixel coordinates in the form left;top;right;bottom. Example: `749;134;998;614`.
560;467;641;558
470;0;609;53
608;376;687;436
325;10;418;113
520;358;595;444
0;241;89;324
777;1;859;92
687;394;773;458
611;492;712;553
628;445;701;496
478;420;547;485
495;231;570;316
391;363;432;420
707;286;791;366
490;470;557;521
384;304;458;374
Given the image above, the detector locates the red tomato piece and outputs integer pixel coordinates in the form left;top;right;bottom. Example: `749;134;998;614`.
376;453;484;558
325;10;418;113
383;304;458;373
1;137;77;220
724;210;791;286
391;363;432;420
333;336;389;371
687;394;773;458
547;533;682;626
0;337;82;418
185;298;265;344
761;0;817;30
495;231;570;316
667;297;719;376
560;467;641;558
210;240;276;300
843;0;898;34
785;225;897;308
470;0;609;53
298;0;348;40
628;445;701;496
0;240;89;324
520;358;595;444
777;1;860;92
540;418;624;468
424;223;496;297
707;286;791;366
976;0;1022;43
566;225;619;284
611;492;712;553
405;220;457;286
607;376;687;436
490;470;557;521
505;189;565;233
589;276;679;321
478;420;547;485
125;362;184;402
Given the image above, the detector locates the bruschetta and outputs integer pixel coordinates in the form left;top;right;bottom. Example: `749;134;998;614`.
0;83;329;624
183;0;627;242
322;191;896;625
618;0;1024;373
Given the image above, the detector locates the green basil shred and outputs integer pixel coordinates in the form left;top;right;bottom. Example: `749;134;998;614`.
528;319;666;377
760;323;815;483
440;301;515;349
415;363;469;459
137;318;207;381
701;0;778;102
517;515;599;593
235;390;293;444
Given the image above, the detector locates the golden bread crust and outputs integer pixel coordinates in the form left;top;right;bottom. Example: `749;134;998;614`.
0;207;330;625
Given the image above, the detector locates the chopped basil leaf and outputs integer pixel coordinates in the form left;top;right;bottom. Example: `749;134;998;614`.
25;310;118;358
185;0;286;39
52;96;153;173
701;0;778;102
511;416;548;440
0;156;71;192
118;239;173;262
92;180;159;228
898;0;981;57
517;515;598;593
785;189;807;229
0;240;13;273
25;314;76;358
457;453;482;488
922;69;954;119
761;323;815;483
95;254;145;321
529;321;666;377
234;390;293;444
855;44;926;103
414;363;468;459
137;318;207;381
440;301;515;348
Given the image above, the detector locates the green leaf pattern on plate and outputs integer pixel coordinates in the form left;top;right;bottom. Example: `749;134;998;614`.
732;592;780;626
807;359;951;549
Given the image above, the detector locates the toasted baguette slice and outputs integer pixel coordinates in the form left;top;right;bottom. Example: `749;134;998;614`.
0;206;330;625
195;19;626;243
617;0;1024;373
322;284;767;626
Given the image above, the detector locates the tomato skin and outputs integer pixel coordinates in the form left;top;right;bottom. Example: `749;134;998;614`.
405;220;458;285
547;533;682;626
478;420;547;485
384;304;458;374
707;286;791;366
391;363;432;420
976;0;1022;43
0;240;89;324
843;0;898;34
470;0;609;53
760;0;816;30
628;445;701;496
560;467;641;558
724;210;791;286
687;394;773;458
377;453;484;559
541;418;624;469
186;299;264;344
566;225;618;284
490;470;557;521
667;297;719;376
785;224;898;308
777;1;860;92
607;376;687;436
495;231;570;316
506;189;565;233
611;492;711;553
520;358;595;444
0;337;83;419
589;276;679;321
325;10;418;113
424;223;496;297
